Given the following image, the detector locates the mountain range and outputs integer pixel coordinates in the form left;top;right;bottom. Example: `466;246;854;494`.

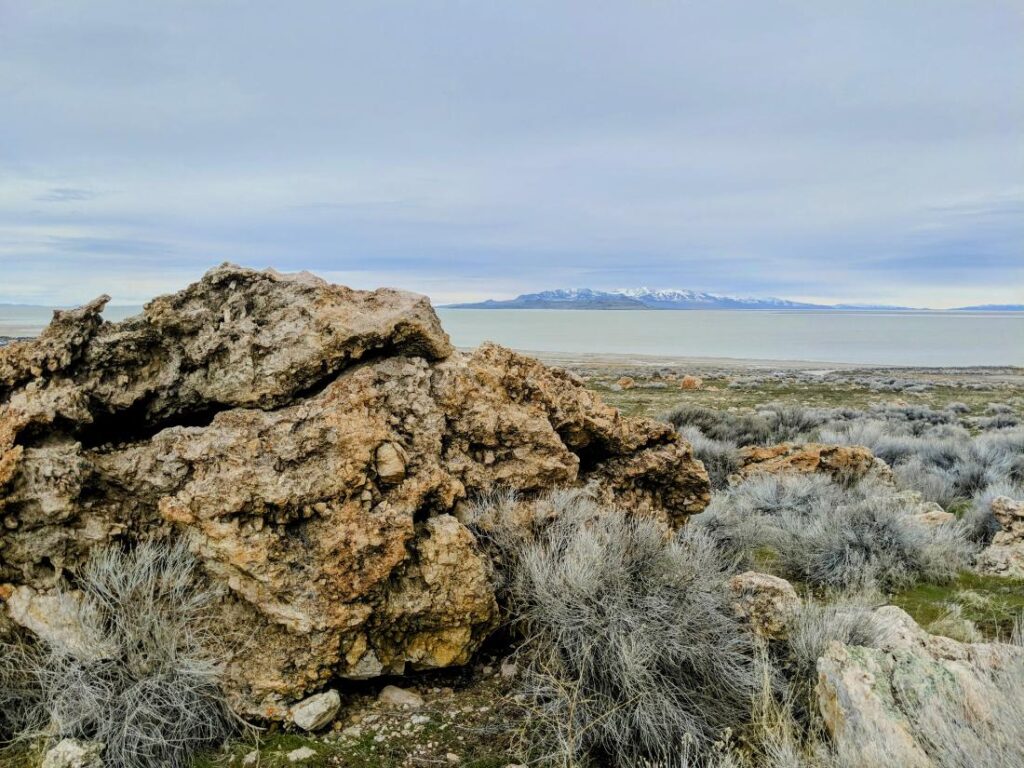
444;288;1023;312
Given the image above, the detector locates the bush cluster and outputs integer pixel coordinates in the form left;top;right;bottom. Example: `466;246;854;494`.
1;541;235;768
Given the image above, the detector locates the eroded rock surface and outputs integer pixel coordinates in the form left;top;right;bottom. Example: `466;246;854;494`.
976;495;1024;577
816;605;1024;768
0;264;710;717
731;442;880;484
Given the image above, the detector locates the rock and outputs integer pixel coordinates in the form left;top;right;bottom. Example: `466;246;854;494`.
446;753;461;764
731;443;878;484
286;747;317;762
912;506;955;528
375;442;406;485
616;376;635;389
5;585;109;659
815;605;1024;768
680;375;703;390
0;265;710;718
727;571;800;640
976;496;1024;577
289;689;341;731
242;751;258;766
378;684;425;709
41;739;104;768
500;658;518;678
991;495;1024;544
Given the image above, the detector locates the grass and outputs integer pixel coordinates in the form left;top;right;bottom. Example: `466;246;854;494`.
196;715;515;768
892;571;1024;640
588;373;1022;421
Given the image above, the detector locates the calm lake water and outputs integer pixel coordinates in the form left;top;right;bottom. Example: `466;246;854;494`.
3;305;1021;367
436;309;1024;367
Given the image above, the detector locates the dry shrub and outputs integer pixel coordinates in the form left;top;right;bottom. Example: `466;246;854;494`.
473;490;759;767
9;540;236;768
696;474;973;592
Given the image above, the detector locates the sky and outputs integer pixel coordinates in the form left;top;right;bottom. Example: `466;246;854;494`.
1;1;1022;309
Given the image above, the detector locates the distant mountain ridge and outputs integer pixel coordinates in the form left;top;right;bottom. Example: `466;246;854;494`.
446;288;913;310
444;288;1023;311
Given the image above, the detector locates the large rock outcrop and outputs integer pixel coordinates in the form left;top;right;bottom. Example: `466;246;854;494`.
0;264;710;717
816;606;1024;768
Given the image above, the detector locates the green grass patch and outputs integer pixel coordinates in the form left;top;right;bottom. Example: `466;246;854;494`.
892;571;1024;640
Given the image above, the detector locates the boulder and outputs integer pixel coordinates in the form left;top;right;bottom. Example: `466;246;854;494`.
815;605;1024;768
976;495;1024;577
0;265;711;719
615;376;635;390
731;442;881;484
727;571;800;640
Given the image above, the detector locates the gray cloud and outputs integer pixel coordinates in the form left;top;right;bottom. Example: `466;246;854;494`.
0;1;1021;307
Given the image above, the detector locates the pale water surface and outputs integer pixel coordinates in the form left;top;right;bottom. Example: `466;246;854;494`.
3;305;1021;367
436;309;1024;367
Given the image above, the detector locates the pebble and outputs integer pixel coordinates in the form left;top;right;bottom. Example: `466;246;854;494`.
286;747;317;763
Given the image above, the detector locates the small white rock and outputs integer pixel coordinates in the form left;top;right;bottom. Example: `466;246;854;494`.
241;750;259;766
410;714;430;725
378;684;424;708
286;747;317;763
500;659;518;678
446;753;461;764
289;689;341;731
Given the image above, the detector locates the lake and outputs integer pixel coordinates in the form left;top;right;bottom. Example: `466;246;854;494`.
3;305;1021;367
436;309;1024;367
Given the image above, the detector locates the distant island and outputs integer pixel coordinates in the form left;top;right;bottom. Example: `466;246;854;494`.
443;288;1024;311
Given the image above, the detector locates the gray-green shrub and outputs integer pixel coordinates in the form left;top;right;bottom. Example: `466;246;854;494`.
478;491;759;767
13;541;235;768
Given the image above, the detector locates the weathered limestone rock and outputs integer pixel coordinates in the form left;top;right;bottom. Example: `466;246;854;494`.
615;376;635;390
976;495;1024;577
731;442;878;484
0;265;710;719
290;689;341;731
727;571;800;640
816;605;1024;768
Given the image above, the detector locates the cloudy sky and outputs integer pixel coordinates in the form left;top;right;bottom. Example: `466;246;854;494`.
1;1;1021;308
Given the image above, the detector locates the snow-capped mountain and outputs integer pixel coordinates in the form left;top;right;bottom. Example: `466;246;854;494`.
445;288;851;310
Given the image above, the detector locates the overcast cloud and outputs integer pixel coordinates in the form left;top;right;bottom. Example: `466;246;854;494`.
1;1;1022;307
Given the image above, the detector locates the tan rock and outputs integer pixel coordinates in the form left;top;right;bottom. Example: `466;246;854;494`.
815;605;1024;768
912;507;955;528
977;496;1024;577
679;375;703;390
616;376;635;390
727;571;800;640
990;495;1024;545
731;442;878;484
378;685;424;708
0;265;711;718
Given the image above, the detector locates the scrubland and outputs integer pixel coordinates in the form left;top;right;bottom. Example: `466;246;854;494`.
3;364;1023;768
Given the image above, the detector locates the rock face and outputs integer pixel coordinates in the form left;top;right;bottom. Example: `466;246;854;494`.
731;442;884;484
976;496;1024;577
0;264;710;718
816;605;1024;768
